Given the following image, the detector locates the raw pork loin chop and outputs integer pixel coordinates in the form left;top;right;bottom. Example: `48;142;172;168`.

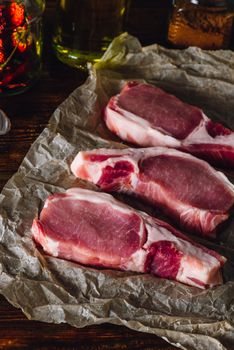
71;147;234;237
104;81;234;168
32;188;226;289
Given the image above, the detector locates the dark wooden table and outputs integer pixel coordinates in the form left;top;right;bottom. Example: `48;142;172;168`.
5;1;234;349
0;1;179;349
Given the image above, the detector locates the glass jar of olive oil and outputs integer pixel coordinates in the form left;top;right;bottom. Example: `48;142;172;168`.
52;0;128;70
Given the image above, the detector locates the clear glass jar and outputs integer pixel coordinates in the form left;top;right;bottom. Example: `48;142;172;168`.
0;0;45;95
168;0;234;49
52;0;128;70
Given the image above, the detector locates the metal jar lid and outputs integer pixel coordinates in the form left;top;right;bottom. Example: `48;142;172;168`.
0;109;11;135
190;0;227;6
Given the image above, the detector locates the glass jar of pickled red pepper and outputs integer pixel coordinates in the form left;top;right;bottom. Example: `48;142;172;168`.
168;0;234;50
0;0;45;95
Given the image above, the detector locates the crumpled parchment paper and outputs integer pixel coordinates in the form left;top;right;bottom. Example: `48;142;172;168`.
0;33;234;350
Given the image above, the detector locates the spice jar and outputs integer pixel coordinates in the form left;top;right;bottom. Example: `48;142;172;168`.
0;0;45;95
168;0;234;49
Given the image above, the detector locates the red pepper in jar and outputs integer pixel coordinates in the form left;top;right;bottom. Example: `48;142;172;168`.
9;2;25;27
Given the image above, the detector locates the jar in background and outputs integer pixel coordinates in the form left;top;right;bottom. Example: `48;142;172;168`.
52;0;128;70
168;0;234;50
0;0;45;95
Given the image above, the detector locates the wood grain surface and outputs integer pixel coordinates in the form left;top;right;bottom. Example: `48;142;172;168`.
1;1;233;349
0;1;179;349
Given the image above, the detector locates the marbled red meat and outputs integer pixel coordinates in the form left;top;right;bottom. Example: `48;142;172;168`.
104;81;234;168
71;147;234;237
32;188;226;289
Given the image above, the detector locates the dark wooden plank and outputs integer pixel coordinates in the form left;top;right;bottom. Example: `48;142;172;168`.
0;294;176;349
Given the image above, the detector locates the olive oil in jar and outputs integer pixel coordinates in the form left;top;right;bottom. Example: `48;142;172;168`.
168;0;234;50
52;0;127;69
